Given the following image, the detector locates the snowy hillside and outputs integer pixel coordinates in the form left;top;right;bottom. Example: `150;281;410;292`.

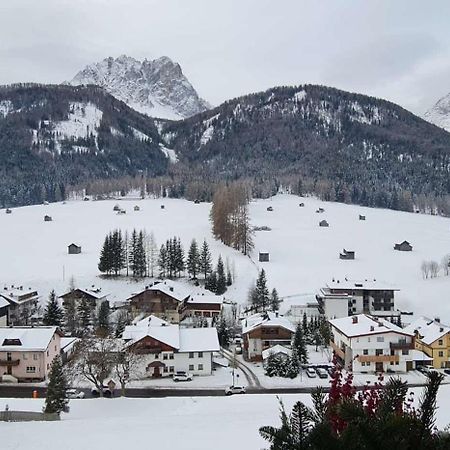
69;55;210;120
1;195;449;322
424;92;450;131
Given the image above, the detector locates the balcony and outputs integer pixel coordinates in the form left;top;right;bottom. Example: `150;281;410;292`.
0;359;20;366
390;341;414;351
330;341;345;360
358;354;399;363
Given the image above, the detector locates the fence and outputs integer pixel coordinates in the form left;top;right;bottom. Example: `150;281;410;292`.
0;410;60;422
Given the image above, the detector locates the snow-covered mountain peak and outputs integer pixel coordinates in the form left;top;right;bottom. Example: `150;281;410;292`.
69;55;210;120
424;93;450;132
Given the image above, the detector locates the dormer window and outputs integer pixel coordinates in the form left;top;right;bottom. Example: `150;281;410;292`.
2;338;22;346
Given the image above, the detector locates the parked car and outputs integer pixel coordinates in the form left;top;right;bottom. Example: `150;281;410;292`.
235;346;243;354
444;368;450;376
225;385;246;395
316;368;328;379
327;367;335;377
66;389;85;399
233;337;242;345
306;367;317;378
173;371;193;382
91;387;112;398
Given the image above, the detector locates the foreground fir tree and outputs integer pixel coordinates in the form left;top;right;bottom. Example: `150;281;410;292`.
43;290;64;326
44;356;69;414
187;239;200;279
216;255;227;295
260;368;450;450
292;322;308;365
96;300;110;337
255;269;270;312
199;240;212;279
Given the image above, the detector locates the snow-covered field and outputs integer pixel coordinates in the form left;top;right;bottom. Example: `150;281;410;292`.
1;194;449;321
1;386;450;450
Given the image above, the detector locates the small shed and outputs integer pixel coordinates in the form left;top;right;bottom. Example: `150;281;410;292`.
316;207;325;213
194;199;200;204
339;249;355;260
259;251;270;262
394;241;412;252
359;215;366;221
68;243;81;254
5;208;12;214
267;206;273;212
83;197;90;202
113;204;120;211
161;205;165;209
117;209;126;215
44;215;52;222
319;219;329;227
299;202;305;207
134;205;140;211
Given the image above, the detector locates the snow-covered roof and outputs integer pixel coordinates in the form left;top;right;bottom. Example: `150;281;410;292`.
0;297;9;309
60;337;78;353
410;349;433;362
330;314;412;338
60;288;105;300
326;279;399;291
262;345;292;360
404;317;450;345
0;326;60;351
186;294;223;305
123;314;219;353
130;280;191;302
0;289;39;305
242;311;295;335
179;328;220;352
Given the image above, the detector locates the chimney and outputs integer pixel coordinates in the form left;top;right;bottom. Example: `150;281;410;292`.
352;316;358;324
435;317;441;323
440;327;444;333
370;326;374;331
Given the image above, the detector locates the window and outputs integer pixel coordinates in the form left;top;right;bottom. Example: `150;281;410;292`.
169;366;174;373
390;362;394;365
154;353;159;359
361;362;366;366
189;352;194;359
376;337;384;342
23;353;28;360
189;364;194;371
46;351;49;357
363;349;369;355
375;349;383;356
198;352;203;358
439;340;443;346
33;354;38;361
439;351;444;357
169;354;174;360
366;362;371;366
395;362;399;365
163;354;168;360
402;349;409;356
26;366;36;373
198;364;203;371
163;366;168;373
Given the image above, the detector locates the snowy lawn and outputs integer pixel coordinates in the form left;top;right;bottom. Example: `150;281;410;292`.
2;386;450;450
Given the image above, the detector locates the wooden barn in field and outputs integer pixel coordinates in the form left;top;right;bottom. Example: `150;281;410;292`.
259;251;270;262
68;243;81;254
319;219;329;227
44;215;52;222
394;240;413;252
339;249;355;260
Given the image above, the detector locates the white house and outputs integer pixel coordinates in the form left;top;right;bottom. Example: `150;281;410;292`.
0;326;62;381
123;315;220;377
317;279;400;321
0;297;9;326
329;314;415;373
0;287;40;325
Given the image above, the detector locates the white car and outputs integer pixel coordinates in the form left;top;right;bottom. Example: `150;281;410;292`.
66;389;85;399
225;385;246;395
173;371;193;382
306;367;317;378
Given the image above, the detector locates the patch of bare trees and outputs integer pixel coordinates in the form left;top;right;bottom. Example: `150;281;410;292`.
210;182;254;255
421;254;450;279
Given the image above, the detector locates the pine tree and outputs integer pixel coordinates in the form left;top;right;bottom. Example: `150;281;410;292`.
63;299;77;335
97;300;110;337
147;231;158;277
158;244;168;278
270;288;280;311
227;269;233;286
98;233;112;274
216;314;231;347
255;269;270;312
205;272;218;293
216;255;227;295
265;353;284;377
302;312;308;335
77;297;92;334
174;237;185;277
286;350;301;378
130;230;146;277
187;239;200;279
199;240;212;279
44;356;69;414
110;229;125;275
115;310;129;338
43;290;63;326
292;322;308;364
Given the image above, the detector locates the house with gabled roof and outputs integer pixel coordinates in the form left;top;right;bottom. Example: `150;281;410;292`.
242;312;295;362
128;280;191;323
122;315;220;377
404;317;450;369
0;326;63;381
180;293;223;321
329;314;416;373
59;288;106;309
0;287;40;326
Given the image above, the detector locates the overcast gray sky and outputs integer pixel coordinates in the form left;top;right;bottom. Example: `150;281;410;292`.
1;0;450;114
